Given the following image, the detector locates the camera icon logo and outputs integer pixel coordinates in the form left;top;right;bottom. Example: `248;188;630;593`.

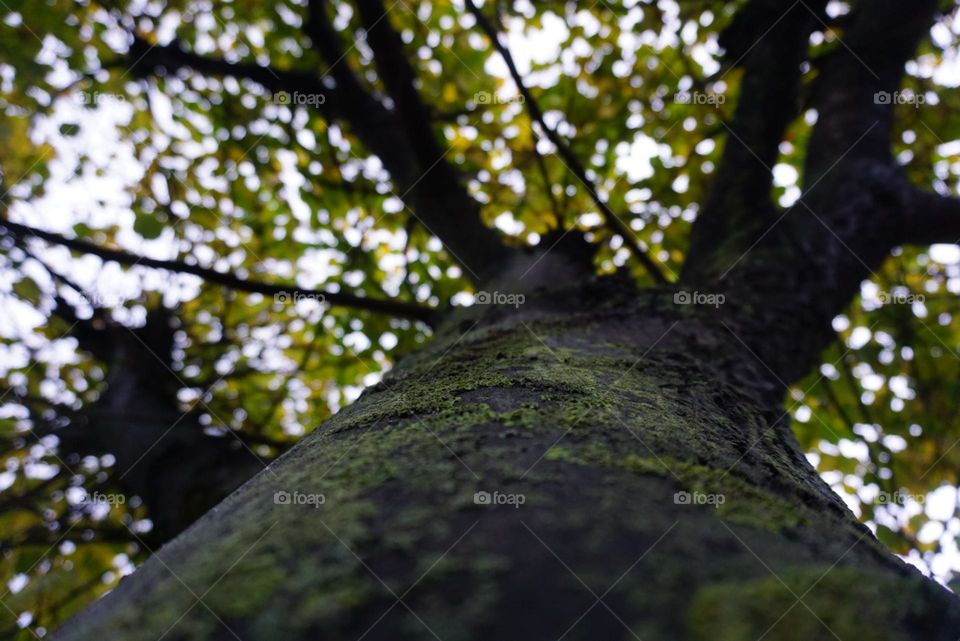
673;491;691;505
474;491;492;505
474;91;492;105
273;491;291;505
874;91;891;105
274;91;291;105
673;291;692;304
475;291;491;304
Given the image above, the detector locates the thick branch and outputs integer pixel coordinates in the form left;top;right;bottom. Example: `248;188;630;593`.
697;0;944;385
129;24;518;283
683;0;827;282
906;188;960;245
326;0;518;282
803;0;941;182
465;0;668;285
353;0;440;164
126;36;335;110
1;220;436;324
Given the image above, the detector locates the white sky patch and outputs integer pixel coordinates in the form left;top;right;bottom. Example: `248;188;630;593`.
7;574;28;594
277;149;312;225
689;43;722;76
615;135;666;182
930;22;960;87
498;12;569;77
494;211;525;235
927;485;958;521
930;244;960;265
19;93;141;233
772;163;799;187
847;326;872;349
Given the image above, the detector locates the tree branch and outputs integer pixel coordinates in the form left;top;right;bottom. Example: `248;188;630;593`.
127;18;518;284
353;0;440;161
0;220;437;324
465;0;668;285
803;0;942;182
708;0;946;385
905;188;960;245
683;0;827;282
124;36;335;110
325;0;517;282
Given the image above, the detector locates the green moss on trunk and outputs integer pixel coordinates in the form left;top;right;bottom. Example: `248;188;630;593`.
53;291;960;641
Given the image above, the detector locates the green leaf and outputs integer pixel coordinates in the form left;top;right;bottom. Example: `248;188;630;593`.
12;276;42;305
133;213;165;239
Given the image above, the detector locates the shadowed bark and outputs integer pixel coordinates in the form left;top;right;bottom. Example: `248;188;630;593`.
53;263;960;640
50;309;268;543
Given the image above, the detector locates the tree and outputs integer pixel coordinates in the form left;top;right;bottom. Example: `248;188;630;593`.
2;0;960;638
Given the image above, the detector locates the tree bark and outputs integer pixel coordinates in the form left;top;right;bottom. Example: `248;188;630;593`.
54;267;960;640
54;309;267;543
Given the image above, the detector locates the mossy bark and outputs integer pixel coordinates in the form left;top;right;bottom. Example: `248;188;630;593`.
54;278;960;641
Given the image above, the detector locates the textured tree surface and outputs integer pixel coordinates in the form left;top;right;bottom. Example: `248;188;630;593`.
55;267;960;640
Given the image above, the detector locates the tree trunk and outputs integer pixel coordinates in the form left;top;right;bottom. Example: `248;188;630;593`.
54;273;960;641
54;309;266;543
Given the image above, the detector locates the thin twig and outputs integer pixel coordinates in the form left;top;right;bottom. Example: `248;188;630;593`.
1;220;437;324
465;0;669;284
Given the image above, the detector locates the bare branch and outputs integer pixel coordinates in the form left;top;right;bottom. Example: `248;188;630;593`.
124;36;334;110
465;0;668;285
1;220;437;324
803;0;942;182
329;0;519;282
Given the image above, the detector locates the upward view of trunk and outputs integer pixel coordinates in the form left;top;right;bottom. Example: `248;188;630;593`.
54;259;960;641
20;0;960;638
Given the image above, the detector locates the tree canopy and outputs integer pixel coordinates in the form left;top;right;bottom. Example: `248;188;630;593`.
2;0;960;637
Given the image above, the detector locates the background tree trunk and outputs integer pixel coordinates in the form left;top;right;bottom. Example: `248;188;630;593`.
54;275;960;641
52;308;267;543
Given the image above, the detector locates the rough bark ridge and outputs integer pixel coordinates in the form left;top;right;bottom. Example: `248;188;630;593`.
49;0;960;638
